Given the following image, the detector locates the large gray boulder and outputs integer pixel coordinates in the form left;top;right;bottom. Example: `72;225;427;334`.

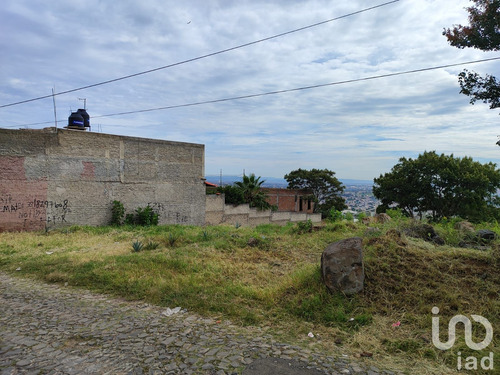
321;237;364;295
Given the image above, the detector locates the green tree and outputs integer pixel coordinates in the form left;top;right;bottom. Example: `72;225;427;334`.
234;174;271;210
373;151;500;222
284;168;346;218
443;0;500;111
217;185;245;205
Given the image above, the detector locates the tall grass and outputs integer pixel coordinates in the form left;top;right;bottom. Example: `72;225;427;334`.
0;219;498;375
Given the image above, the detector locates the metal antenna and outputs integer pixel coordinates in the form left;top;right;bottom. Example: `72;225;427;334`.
52;87;57;128
78;98;87;109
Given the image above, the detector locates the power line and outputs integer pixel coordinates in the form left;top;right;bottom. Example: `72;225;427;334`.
0;0;400;109
4;56;498;129
91;56;500;119
1;119;64;129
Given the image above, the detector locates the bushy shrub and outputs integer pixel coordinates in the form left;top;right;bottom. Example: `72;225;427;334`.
124;205;159;226
135;206;159;226
217;185;245;205
293;219;313;234
343;212;354;221
110;200;125;226
386;208;405;219
357;212;367;221
328;209;354;222
329;209;343;222
124;213;135;225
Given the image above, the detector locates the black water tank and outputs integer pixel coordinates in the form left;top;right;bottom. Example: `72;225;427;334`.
68;111;84;128
76;109;90;127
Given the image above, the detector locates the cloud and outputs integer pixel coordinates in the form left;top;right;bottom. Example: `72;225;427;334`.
1;0;499;180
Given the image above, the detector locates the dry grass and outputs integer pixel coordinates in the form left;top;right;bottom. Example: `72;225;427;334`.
0;220;498;374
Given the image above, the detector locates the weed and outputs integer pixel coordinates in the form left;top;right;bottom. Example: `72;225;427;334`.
293;219;313;234
246;235;271;250
1;220;498;375
383;338;423;354
491;244;500;266
200;230;211;241
124;214;135;225
167;233;178;247
0;244;16;255
110;200;125;226
135;206;159;226
328;209;344;222
357;212;367;221
386;208;405;220
124;205;159;226
343;212;354;221
143;240;160;251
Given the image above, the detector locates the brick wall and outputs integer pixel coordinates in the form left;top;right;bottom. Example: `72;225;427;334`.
0;128;205;231
262;188;314;213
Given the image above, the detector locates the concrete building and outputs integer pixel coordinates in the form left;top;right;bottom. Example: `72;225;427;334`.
0;128;205;231
262;188;314;214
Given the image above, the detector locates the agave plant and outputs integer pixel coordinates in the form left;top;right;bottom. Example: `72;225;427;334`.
131;240;144;252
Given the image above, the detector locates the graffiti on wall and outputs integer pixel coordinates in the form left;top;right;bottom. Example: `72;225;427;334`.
148;201;189;224
0;194;71;228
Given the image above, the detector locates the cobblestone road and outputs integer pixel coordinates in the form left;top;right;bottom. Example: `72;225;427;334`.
0;272;400;375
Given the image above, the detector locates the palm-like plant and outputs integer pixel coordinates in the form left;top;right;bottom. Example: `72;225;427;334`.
234;174;270;209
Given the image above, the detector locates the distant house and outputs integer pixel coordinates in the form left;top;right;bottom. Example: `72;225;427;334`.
204;181;218;194
262;188;314;214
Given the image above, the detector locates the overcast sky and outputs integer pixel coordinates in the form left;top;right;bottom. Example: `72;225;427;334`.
1;0;499;181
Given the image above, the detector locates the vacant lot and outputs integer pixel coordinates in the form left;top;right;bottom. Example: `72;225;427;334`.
0;218;498;374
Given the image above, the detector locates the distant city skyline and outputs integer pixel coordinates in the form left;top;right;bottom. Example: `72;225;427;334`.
204;174;373;187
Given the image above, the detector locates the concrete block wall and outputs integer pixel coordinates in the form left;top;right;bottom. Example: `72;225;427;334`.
206;194;321;227
0;128;205;231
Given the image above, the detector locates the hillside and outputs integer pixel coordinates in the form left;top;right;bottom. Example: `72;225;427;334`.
0;217;498;374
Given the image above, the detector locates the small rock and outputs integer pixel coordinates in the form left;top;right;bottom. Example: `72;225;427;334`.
454;221;474;232
373;213;391;223
162;307;182;316
16;359;32;367
476;229;497;242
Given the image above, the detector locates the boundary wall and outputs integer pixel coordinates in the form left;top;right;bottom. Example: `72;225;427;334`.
0;128;205;231
206;194;321;226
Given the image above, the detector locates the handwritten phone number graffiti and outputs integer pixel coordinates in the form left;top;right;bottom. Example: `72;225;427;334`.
28;199;68;210
0;197;70;225
1;199;69;213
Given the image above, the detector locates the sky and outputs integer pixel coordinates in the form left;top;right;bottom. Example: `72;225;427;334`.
1;0;499;181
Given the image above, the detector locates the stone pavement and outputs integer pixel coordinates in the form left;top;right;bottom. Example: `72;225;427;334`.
0;272;401;375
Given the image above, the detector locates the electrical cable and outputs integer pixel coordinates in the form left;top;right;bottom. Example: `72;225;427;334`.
91;56;500;118
2;55;498;128
0;0;399;109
